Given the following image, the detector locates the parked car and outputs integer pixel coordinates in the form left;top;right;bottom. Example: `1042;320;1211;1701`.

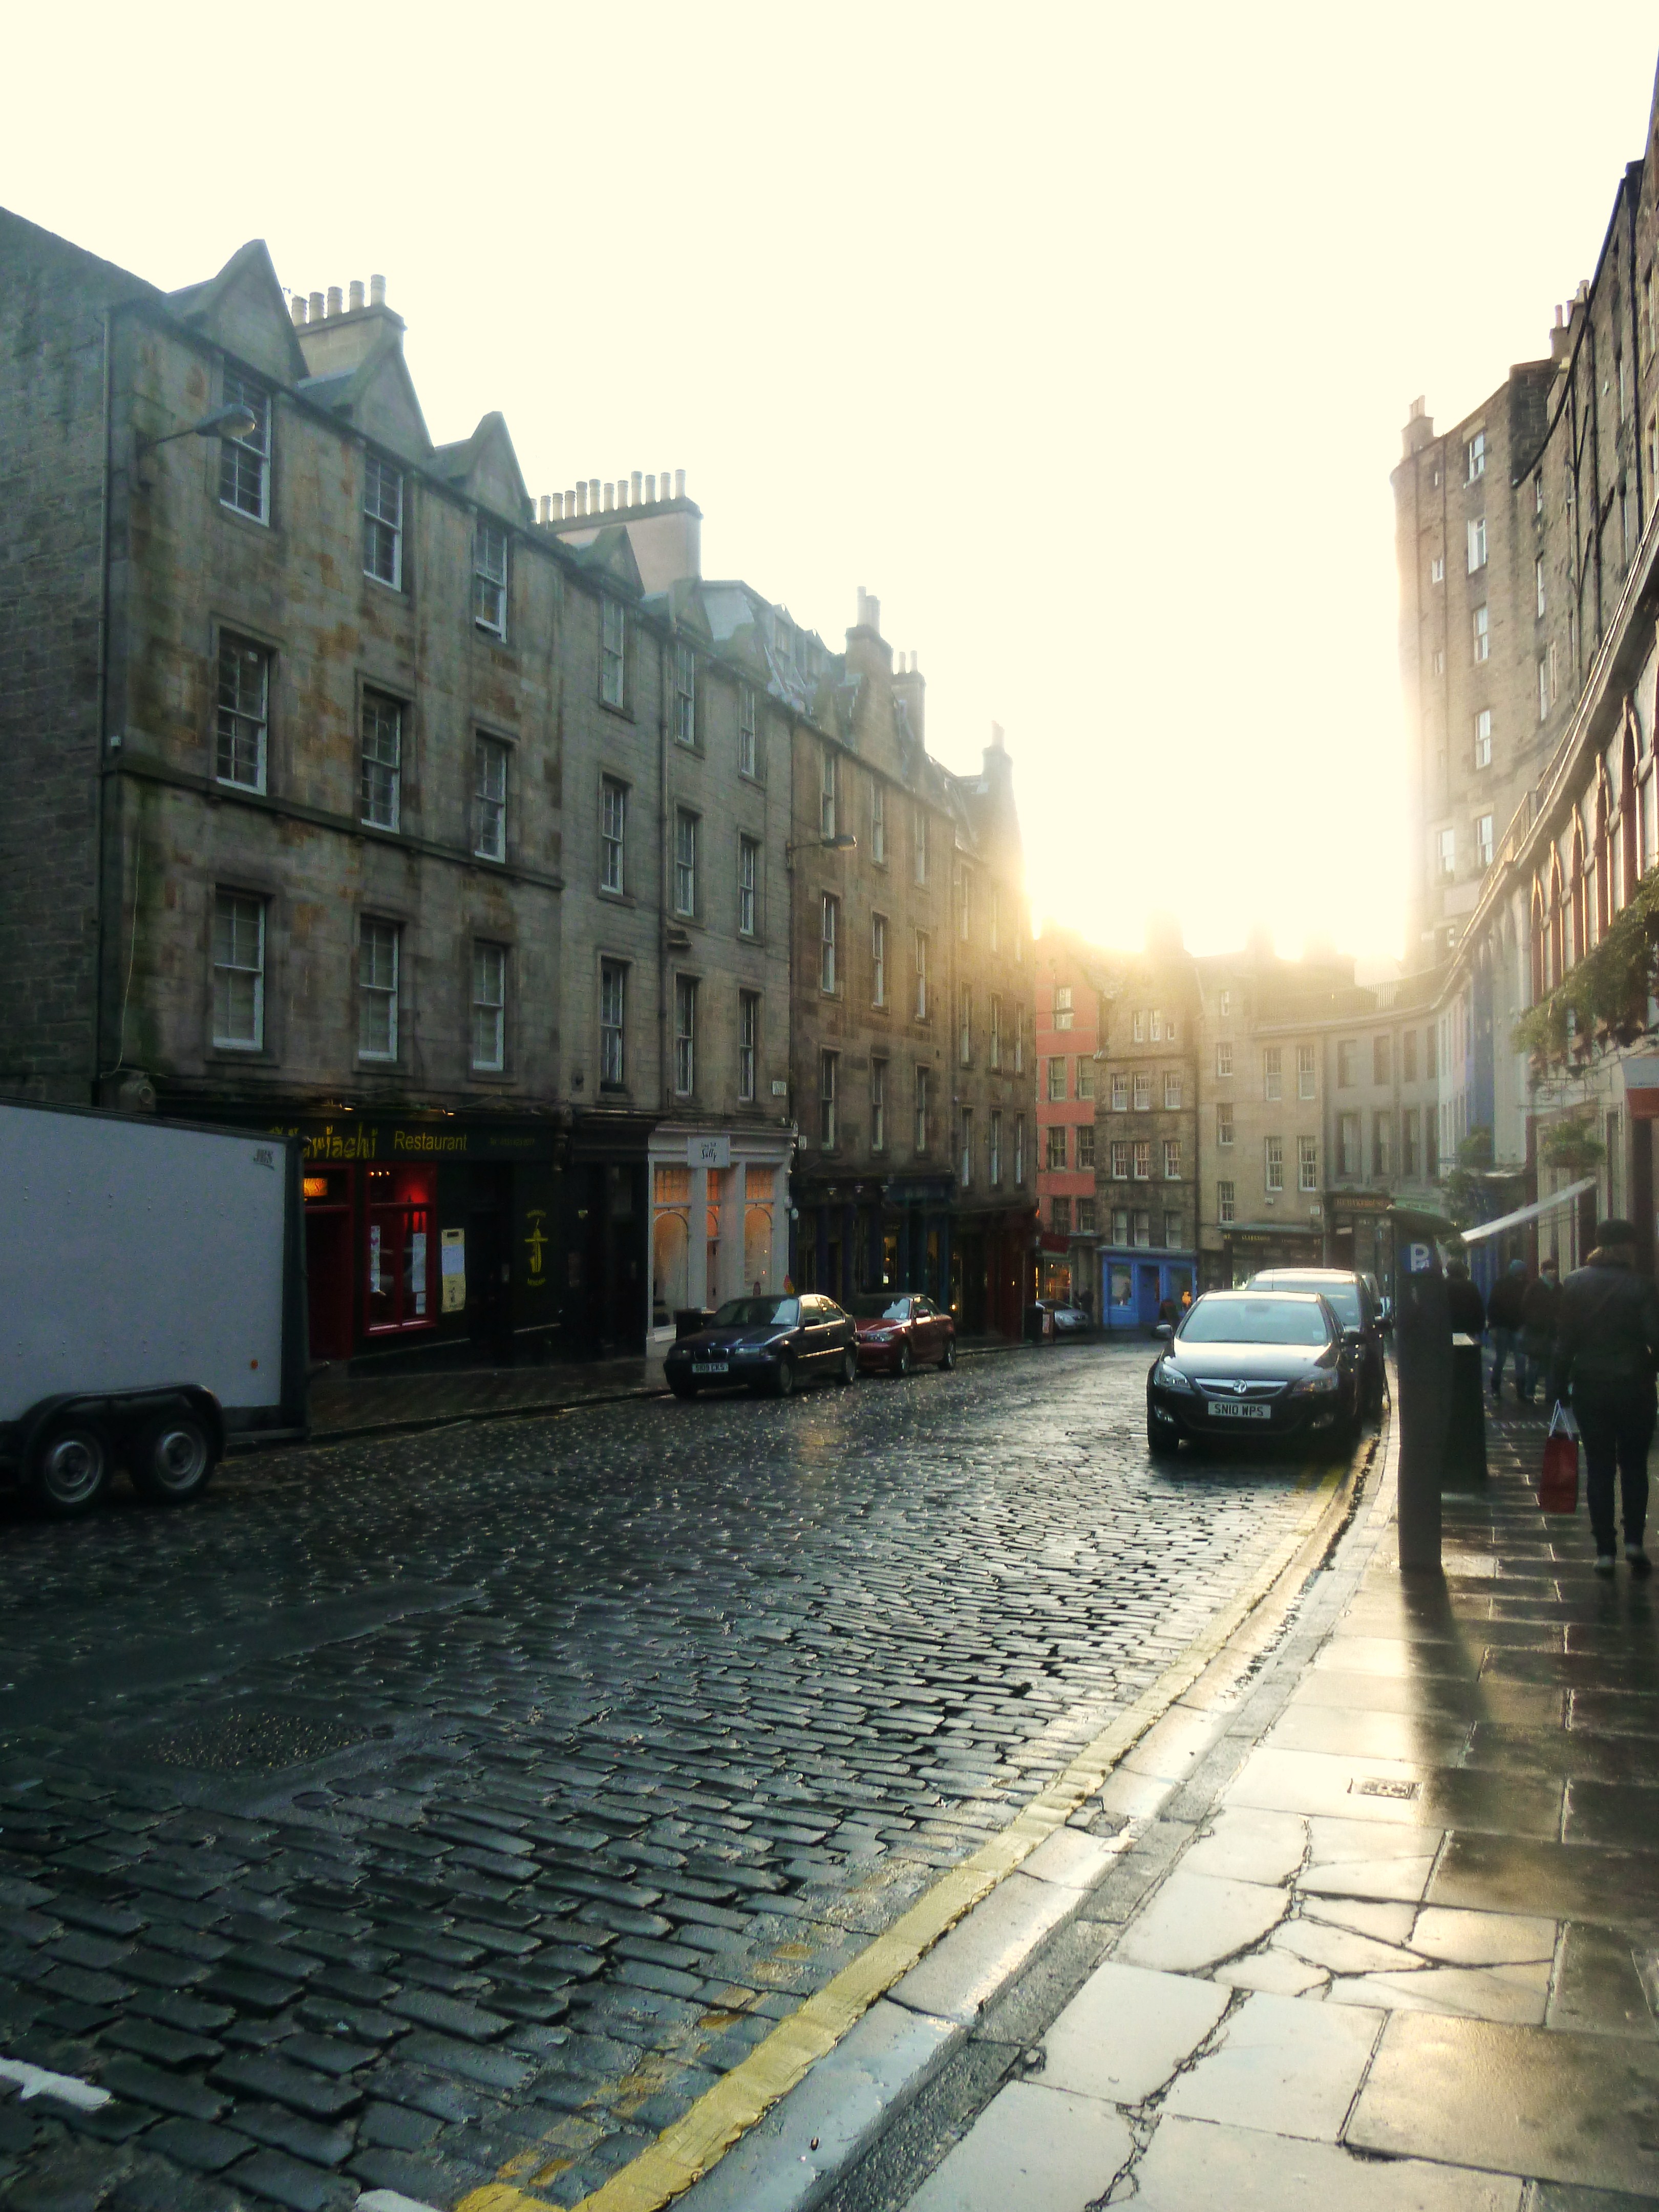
1146;1289;1360;1459
1246;1267;1386;1419
1050;1304;1094;1335
665;1294;859;1398
846;1291;957;1375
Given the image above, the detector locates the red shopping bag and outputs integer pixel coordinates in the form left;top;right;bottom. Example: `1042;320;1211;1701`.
1539;1404;1580;1514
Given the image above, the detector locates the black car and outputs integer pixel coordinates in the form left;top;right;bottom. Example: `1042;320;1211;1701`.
1246;1267;1386;1419
665;1293;860;1399
1145;1289;1360;1458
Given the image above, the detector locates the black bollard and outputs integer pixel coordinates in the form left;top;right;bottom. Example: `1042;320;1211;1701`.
1392;1225;1450;1572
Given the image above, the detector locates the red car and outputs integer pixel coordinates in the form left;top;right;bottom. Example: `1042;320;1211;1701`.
847;1291;957;1376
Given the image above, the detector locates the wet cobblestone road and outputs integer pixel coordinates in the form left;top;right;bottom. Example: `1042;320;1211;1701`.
0;1342;1343;2211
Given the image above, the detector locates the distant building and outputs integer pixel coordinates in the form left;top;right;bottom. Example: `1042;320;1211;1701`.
1034;930;1104;1308
1093;925;1199;1329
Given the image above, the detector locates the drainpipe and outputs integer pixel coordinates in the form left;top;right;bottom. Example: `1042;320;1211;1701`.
1627;179;1645;544
91;306;115;1099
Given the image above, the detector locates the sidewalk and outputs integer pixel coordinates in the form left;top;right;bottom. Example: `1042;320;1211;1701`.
868;1394;1659;2209
294;1335;1032;1447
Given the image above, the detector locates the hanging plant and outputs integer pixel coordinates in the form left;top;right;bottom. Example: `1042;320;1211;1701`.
1538;1114;1606;1179
1512;871;1659;1067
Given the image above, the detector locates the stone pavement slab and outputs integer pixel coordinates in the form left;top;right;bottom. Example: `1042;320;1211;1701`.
1038;1961;1228;2105
1347;2011;1659;2195
1125;2116;1524;2211
1114;1870;1289;1971
1161;1989;1382;2140
904;2079;1131;2212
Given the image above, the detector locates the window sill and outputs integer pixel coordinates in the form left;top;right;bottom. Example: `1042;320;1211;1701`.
598;886;635;906
208;1043;274;1061
364;571;409;598
217;500;273;535
598;698;634;721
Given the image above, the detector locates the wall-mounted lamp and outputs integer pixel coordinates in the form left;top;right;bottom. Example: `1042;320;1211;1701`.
783;832;857;863
136;402;259;456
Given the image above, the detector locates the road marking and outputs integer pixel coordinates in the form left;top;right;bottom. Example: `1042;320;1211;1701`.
457;1457;1354;2212
0;2055;112;2111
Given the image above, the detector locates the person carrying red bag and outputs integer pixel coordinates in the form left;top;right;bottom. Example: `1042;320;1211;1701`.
1548;1220;1659;1576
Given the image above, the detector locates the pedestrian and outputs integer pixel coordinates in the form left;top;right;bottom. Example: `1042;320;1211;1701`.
1548;1220;1658;1576
1486;1259;1529;1403
1444;1260;1486;1340
1519;1258;1562;1406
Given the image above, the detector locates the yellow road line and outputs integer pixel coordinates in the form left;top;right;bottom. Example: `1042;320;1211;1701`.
458;1455;1357;2212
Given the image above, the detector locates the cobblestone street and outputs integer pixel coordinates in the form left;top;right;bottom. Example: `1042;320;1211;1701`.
0;1343;1349;2212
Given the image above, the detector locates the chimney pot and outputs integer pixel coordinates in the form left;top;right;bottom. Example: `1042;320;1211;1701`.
867;593;880;635
564;487;575;516
290;294;307;326
349;279;365;311
604;481;615;511
327;286;343;317
631;470;643;505
370;274;386;306
576;483;588;516
309;291;325;321
662;467;672;500
589;477;600;513
674;468;686;498
538;495;551;525
1555;304;1564;328
552;492;564;520
1407;395;1425;421
646;473;656;503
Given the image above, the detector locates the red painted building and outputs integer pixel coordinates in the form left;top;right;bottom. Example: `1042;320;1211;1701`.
1034;929;1105;1309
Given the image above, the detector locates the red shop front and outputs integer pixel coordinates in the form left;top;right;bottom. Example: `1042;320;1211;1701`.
301;1160;438;1360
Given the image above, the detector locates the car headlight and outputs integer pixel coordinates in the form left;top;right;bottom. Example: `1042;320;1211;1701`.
1156;1357;1195;1394
1291;1369;1339;1395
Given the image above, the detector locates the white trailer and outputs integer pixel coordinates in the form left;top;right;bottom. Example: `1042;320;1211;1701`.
0;1100;307;1514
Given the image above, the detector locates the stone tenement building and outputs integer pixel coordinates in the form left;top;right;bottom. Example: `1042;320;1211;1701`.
1395;53;1659;974
1092;925;1198;1329
1401;52;1659;1282
1034;928;1105;1309
0;206;1030;1368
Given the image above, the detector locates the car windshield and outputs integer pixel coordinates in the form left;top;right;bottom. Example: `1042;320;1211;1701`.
847;1294;910;1320
711;1297;799;1328
1256;1275;1361;1327
1180;1297;1329;1346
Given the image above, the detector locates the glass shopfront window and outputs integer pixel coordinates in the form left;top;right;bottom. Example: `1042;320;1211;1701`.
365;1164;436;1332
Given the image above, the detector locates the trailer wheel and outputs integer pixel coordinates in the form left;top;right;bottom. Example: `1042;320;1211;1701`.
131;1410;215;1505
31;1421;112;1517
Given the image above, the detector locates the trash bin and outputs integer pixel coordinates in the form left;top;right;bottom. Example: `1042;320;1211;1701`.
1442;1331;1488;1487
1025;1302;1054;1344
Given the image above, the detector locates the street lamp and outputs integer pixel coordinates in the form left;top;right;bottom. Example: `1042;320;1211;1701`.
135;402;259;456
783;832;857;865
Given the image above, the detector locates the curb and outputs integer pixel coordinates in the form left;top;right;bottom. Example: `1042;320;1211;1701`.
456;1421;1376;2212
237;1337;1041;1456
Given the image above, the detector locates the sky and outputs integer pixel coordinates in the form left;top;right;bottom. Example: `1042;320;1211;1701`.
7;4;1658;964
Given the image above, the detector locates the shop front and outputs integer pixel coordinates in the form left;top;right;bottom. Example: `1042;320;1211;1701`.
1324;1191;1393;1283
1039;1231;1072;1304
233;1111;568;1371
953;1204;1034;1337
1100;1247;1196;1331
1220;1221;1325;1284
647;1122;796;1378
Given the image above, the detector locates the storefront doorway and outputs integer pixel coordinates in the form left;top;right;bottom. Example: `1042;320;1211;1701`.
365;1164;436;1334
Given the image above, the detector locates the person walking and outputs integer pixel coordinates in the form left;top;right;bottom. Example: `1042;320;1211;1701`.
1486;1259;1529;1403
1445;1260;1486;1339
1548;1221;1658;1576
1519;1258;1562;1406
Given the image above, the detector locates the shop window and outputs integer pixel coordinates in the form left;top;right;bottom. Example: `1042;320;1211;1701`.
1109;1261;1133;1306
365;1165;435;1332
652;1165;691;1326
744;1197;774;1293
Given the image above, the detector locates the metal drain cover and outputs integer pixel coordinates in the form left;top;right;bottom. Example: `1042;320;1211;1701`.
137;1708;369;1773
1351;1775;1421;1800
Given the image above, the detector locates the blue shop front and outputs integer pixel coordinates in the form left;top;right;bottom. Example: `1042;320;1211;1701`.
1099;1246;1197;1331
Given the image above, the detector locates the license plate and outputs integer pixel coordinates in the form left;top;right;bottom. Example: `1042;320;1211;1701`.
1209;1400;1271;1420
692;1363;729;1375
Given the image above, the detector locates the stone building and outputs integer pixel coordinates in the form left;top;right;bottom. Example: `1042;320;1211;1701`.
0;209;795;1369
1093;926;1198;1329
0;205;1031;1370
1399;51;1659;1284
1034;928;1105;1307
695;586;1033;1338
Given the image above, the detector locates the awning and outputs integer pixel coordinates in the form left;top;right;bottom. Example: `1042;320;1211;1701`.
1458;1177;1597;1246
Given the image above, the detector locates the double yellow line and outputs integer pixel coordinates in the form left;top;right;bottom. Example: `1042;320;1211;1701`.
461;1452;1359;2212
